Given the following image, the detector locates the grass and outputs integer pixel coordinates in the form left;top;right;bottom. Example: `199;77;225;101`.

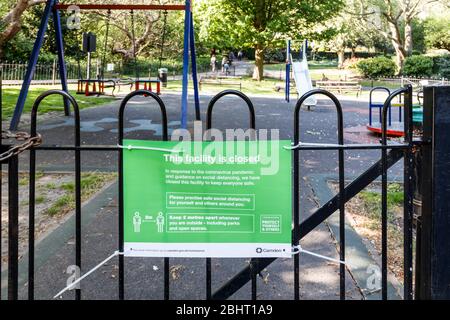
46;195;72;216
264;61;338;72
35;195;46;204
19;177;28;186
359;183;404;228
1;87;114;119
46;172;116;216
45;182;57;190
166;76;284;96
360;80;401;90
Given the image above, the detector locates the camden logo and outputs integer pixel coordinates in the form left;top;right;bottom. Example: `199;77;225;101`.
256;247;283;254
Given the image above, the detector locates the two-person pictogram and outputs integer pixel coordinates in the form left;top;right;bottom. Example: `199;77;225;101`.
133;212;165;233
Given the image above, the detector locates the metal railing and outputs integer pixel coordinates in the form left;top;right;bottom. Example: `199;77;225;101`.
1;86;424;300
0;60;83;85
0;59;213;86
368;76;449;89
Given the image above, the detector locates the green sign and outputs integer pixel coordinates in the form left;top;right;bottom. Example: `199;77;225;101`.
123;140;292;258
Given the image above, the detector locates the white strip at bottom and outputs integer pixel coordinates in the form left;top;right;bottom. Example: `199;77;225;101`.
124;243;292;258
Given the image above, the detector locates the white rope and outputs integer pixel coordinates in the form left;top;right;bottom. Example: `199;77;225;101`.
117;144;182;153
53;251;124;299
293;245;349;266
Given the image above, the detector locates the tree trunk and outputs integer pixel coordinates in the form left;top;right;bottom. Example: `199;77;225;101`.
393;44;406;74
337;50;345;69
404;20;413;56
253;43;264;81
0;0;47;58
388;21;407;74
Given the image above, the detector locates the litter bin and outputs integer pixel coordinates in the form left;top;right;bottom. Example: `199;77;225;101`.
158;68;168;88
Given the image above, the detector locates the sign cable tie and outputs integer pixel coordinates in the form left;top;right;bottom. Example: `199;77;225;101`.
292;245;350;267
53;251;124;299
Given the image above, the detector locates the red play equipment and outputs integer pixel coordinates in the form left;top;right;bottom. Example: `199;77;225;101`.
367;87;405;137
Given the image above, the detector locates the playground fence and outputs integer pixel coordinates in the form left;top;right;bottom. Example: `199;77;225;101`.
367;76;449;89
0;60;82;85
0;58;212;86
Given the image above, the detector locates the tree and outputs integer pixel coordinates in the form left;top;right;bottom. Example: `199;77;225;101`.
0;0;184;63
350;0;446;72
62;0;180;62
195;0;342;81
318;0;390;68
99;10;169;61
424;15;450;51
0;0;47;58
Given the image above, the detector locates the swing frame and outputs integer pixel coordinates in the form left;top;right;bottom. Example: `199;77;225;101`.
11;0;200;130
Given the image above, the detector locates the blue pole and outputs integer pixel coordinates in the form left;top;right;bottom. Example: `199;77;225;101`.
286;40;291;103
304;40;308;60
286;64;290;103
53;2;70;116
180;0;191;129
189;12;201;121
10;0;55;130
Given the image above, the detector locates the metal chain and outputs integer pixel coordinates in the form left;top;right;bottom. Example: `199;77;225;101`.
0;130;43;162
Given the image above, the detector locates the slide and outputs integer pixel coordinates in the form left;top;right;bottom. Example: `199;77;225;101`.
291;53;317;107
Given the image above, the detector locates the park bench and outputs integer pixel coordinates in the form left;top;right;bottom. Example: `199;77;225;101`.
316;80;362;97
199;75;242;91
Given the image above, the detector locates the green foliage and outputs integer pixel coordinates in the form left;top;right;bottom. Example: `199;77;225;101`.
120;57;211;78
433;55;450;78
195;0;342;51
356;56;397;78
403;55;434;77
424;15;450;52
317;0;392;58
410;18;426;54
264;49;285;63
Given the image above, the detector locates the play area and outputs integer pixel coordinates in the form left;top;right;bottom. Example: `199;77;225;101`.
1;0;450;305
366;87;424;137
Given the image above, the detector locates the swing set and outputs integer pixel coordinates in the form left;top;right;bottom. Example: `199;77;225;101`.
77;8;168;97
10;0;200;130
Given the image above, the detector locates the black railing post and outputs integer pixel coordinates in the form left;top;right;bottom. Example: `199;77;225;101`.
8;154;19;300
417;85;450;299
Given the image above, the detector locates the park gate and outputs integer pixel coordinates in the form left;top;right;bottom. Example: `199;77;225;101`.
1;82;450;300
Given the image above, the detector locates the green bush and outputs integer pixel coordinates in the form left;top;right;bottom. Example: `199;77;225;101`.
356;56;397;78
264;49;285;63
433;55;450;78
403;55;434;77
